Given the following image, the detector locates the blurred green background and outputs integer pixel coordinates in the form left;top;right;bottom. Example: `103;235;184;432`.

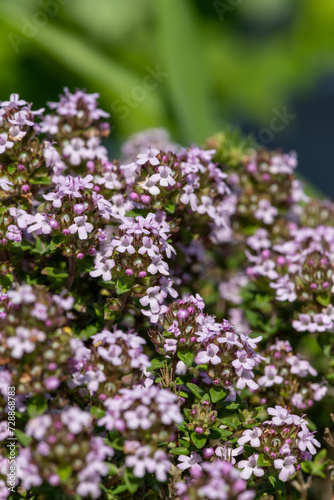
1;0;334;192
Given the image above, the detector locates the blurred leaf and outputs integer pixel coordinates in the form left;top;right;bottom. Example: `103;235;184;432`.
155;0;217;142
0;1;167;132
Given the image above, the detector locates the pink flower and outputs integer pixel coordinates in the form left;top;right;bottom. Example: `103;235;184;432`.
238;453;264;480
196;344;221;365
68;215;94;240
274;456;297;482
136;148;160;166
177;452;202;472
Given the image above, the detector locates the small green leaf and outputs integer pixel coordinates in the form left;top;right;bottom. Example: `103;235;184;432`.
177;351;194;368
41;267;68;279
15;429;32;447
165;201;175;214
90;406;105;419
125;208;150;218
257;454;272;467
170;447;190;455
191;432;207;449
7;164;16;174
29;176;51;185
116;277;134;294
220;417;238;431
209;428;232;439
186;383;204;400
27;394;48;418
124;467;143;493
269;475;286;496
209;386;228;403
316;293;330;307
57;464;72;482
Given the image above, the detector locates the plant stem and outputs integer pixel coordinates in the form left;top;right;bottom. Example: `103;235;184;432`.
66;256;75;290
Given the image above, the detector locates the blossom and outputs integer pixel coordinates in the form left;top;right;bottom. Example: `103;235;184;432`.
7;327;45;358
196;344;221;365
0;132;14;153
267;406;293;426
238;453;264;480
150;165;176;187
27;213;53;235
254;199;278;224
177;452;202;472
68;215;94;240
0;178;13;191
136;147;160;166
274;456;297;482
297;429;321;455
90;258;115;281
238;428;262;448
258;365;284;387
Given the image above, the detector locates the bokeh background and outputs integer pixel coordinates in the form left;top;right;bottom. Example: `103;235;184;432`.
1;0;334;194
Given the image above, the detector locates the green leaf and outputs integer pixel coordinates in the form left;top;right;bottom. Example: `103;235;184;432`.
41;267;68;279
124;467;143;493
154;0;216;142
316;293;331;306
268;475;286;496
27;394;48;418
15;429;32;447
165;201;175;214
209;386;228;403
116;276;134;294
220;417;239;431
125;208;150;218
79;324;99;339
29;176;51;185
186;383;205;400
90;406;105;419
170;447;190;455
49;234;67;250
257;454;272;467
209;428;232;439
177;351;194;368
190;432;207;449
57;464;73;482
0;273;13;290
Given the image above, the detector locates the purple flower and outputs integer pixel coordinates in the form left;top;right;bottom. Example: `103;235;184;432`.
238;427;262;448
136;148;160;166
196;344;221;365
297;429;321;455
150;165;176;188
1;93;27;109
163;339;178;354
238;453;264;480
90;258;115;281
254;199;278;224
0;178;13;191
7;327;45;358
177;452;202;472
60;407;92;434
258;365;284;387
274;455;297;482
0;133;14;153
6;224;22;242
62;137;87;165
267;406;293;426
286;356;317;377
69;215;94;240
27;213;52;235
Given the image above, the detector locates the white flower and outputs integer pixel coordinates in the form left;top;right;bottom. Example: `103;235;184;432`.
238;427;262;448
238;453;264;480
196;344;221;365
274;456;297;482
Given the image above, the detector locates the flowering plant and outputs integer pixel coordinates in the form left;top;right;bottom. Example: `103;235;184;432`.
0;89;333;499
